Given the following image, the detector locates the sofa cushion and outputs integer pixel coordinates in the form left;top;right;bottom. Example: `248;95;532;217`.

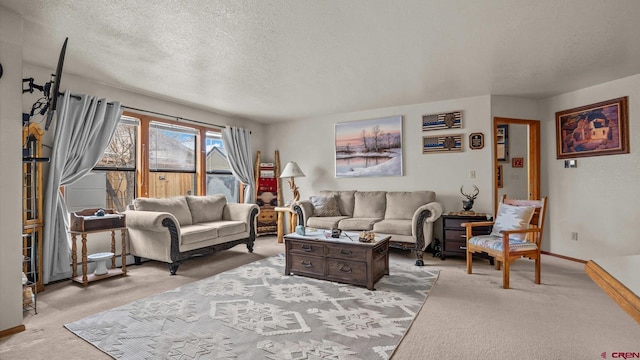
373;219;412;236
134;196;193;226
186;195;227;223
307;216;349;229
310;195;341;217
181;224;218;245
320;190;356;216
490;203;535;240
469;234;538;251
385;191;436;220
204;220;247;238
338;217;381;231
352;191;386;219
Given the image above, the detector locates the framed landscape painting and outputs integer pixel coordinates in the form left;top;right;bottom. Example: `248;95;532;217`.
556;97;629;159
335;116;403;178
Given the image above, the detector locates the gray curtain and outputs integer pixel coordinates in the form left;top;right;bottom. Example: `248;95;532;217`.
42;92;122;283
221;126;255;204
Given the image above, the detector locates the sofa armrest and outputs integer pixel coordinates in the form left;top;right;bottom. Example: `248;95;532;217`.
124;210;181;234
412;201;443;251
224;203;260;224
293;200;314;226
412;202;443;227
123;210;180;264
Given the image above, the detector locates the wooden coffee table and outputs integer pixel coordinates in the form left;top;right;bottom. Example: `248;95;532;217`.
284;229;390;290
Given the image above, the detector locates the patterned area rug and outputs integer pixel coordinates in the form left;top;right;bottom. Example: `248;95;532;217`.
65;254;439;359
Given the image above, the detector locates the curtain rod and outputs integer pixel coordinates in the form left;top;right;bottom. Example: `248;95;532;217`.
60;92;229;130
121;105;226;129
61;91;115;105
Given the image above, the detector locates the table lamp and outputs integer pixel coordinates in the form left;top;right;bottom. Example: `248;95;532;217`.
280;161;305;202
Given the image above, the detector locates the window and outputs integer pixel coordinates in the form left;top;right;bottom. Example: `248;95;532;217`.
148;122;198;198
66;112;242;211
66;116;138;212
206;131;240;202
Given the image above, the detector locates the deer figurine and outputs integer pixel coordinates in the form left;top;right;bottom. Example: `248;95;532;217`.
460;185;479;212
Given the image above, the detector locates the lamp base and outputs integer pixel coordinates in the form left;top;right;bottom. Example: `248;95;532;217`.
289;178;300;202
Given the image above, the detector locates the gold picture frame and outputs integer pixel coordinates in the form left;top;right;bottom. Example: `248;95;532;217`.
555;97;629;159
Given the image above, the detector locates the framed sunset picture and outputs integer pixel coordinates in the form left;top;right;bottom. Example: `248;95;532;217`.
335;116;403;178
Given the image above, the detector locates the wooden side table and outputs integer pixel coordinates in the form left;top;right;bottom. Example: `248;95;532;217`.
439;213;492;260
274;206;297;243
69;208;127;286
70;227;127;286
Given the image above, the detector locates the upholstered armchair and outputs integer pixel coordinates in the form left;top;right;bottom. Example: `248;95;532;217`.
462;195;548;289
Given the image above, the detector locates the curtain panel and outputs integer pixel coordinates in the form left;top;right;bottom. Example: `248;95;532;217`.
42;92;122;283
221;127;255;204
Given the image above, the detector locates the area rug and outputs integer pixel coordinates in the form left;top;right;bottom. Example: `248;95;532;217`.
65;254;439;359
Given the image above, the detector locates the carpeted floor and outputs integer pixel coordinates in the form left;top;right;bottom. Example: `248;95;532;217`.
1;236;638;359
64;252;439;359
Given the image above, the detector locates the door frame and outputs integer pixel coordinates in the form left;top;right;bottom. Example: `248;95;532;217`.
493;117;541;213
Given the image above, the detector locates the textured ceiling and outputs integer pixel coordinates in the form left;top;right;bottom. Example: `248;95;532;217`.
3;0;640;123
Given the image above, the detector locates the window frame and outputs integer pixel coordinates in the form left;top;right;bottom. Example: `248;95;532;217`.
89;116;139;212
66;111;240;210
130;112;234;199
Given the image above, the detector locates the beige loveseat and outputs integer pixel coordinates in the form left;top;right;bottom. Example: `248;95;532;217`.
293;190;443;266
124;195;259;274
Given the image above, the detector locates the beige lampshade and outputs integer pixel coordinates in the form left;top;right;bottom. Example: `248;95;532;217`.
280;161;305;178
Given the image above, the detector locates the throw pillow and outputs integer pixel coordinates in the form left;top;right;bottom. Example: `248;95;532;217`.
352;191;386;219
186;195;227;223
490;203;536;240
310;195;341;217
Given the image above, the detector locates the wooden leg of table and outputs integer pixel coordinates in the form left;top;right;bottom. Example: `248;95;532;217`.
110;230;116;269
71;234;77;279
81;234;88;286
277;211;284;243
121;229;127;275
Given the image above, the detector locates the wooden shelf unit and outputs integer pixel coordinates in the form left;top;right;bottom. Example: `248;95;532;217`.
254;150;283;235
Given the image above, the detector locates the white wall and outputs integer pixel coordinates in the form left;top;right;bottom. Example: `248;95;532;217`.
540;74;640;259
264;95;494;217
491;96;540;121
266;88;640;261
0;5;25;334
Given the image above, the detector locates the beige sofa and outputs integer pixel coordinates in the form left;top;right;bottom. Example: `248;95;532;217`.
293;190;443;266
124;195;259;274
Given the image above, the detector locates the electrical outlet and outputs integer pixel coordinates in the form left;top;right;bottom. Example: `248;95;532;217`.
470;170;476;179
571;232;578;241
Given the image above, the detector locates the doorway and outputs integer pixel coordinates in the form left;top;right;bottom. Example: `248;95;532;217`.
493;117;541;213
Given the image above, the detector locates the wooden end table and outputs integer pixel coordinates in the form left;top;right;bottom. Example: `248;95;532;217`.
439;213;493;261
275;206;297;243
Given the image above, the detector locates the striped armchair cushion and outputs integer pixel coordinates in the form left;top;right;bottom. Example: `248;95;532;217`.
469;235;538;252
